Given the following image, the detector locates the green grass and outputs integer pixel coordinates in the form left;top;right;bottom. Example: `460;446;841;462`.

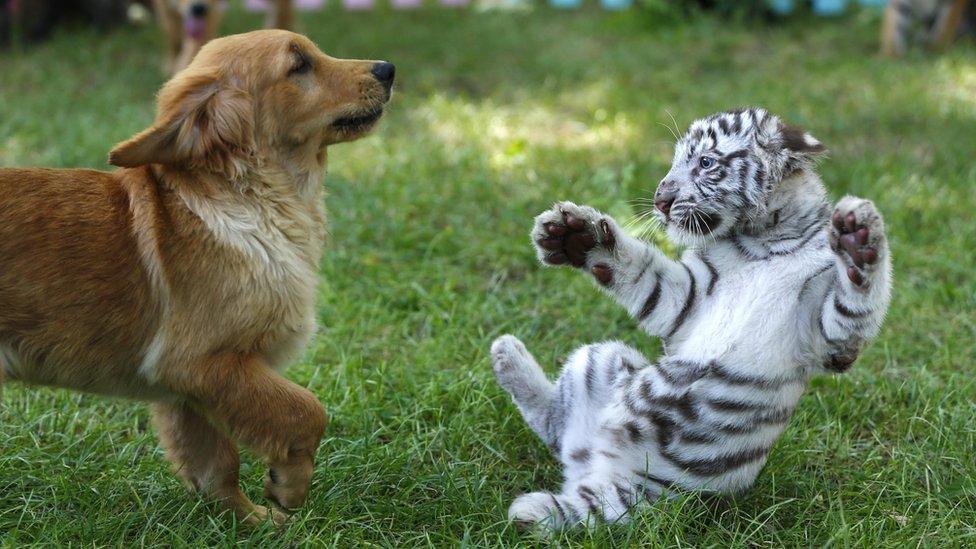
2;5;975;547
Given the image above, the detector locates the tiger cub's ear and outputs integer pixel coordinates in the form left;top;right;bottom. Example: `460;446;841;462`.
778;122;827;174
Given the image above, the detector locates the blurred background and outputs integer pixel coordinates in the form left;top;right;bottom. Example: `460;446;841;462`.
1;0;974;546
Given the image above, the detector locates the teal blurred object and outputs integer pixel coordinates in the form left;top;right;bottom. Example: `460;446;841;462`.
768;0;795;14
769;0;887;15
600;0;633;9
550;0;584;7
813;0;847;15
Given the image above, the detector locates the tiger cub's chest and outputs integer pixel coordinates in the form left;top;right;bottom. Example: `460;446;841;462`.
675;245;831;358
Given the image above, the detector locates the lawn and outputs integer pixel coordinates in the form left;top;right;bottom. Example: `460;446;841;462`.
1;5;975;547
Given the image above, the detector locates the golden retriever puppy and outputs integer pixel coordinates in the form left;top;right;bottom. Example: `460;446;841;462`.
0;29;395;526
154;0;294;74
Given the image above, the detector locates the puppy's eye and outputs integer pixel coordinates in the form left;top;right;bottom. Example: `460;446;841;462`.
699;156;714;169
289;55;312;77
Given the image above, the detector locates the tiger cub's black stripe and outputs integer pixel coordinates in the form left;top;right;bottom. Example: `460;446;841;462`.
634;470;676;490
637;272;663;321
798;262;833;301
577;486;600;516
665;264;697;338
698;253;719;296
833;293;870;318
584;347;597;396
661;444;771;476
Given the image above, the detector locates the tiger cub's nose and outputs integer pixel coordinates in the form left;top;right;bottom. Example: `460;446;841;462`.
654;181;678;216
655;198;674;216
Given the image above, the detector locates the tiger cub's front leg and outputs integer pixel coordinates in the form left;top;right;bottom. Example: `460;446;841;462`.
531;201;695;338
820;196;892;371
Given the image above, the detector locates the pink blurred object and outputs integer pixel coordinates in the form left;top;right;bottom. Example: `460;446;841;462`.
184;17;207;39
439;0;469;6
245;0;324;11
392;0;423;8
343;0;374;9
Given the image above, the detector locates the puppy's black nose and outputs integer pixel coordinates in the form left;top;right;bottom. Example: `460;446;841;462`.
189;2;209;17
371;62;396;86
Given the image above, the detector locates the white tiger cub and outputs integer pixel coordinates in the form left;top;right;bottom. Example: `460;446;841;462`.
491;108;892;531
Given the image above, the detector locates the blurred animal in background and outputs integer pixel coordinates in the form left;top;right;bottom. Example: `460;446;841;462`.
153;0;293;74
0;0;139;46
882;0;973;56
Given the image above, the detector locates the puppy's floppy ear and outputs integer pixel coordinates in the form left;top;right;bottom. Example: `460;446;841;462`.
108;74;255;180
777;122;827;172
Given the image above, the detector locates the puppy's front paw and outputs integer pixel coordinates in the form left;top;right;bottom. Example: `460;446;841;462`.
264;457;313;514
240;503;290;528
829;196;887;289
218;489;290;528
531;202;619;285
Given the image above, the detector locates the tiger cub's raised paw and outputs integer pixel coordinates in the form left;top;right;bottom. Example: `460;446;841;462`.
829;196;887;289
531;201;619;286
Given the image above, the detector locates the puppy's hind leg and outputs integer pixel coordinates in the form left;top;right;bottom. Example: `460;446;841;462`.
151;402;287;526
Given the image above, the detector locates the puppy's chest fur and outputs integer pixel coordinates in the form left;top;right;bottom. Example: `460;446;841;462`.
172;181;325;364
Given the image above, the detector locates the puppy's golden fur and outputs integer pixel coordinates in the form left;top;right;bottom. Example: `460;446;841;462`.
154;0;294;74
0;30;393;525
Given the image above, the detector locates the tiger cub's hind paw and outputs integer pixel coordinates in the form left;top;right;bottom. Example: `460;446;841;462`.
491;335;552;406
508;492;562;534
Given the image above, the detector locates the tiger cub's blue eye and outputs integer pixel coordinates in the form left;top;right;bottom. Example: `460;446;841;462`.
699;156;714;169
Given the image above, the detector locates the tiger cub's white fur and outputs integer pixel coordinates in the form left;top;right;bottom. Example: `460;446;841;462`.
491;108;892;531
